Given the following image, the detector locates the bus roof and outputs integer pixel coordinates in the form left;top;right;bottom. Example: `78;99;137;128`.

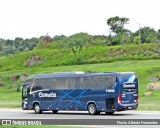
26;72;136;80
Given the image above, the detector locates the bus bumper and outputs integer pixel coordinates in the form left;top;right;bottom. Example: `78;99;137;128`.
116;103;138;111
22;101;32;110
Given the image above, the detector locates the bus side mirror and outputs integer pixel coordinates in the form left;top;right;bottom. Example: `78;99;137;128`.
17;83;29;92
17;85;21;92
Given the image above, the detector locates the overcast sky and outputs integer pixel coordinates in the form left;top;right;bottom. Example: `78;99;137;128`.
0;0;159;39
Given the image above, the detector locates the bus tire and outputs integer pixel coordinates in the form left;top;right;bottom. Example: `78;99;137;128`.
22;102;25;110
34;103;42;114
105;112;114;115
52;110;58;114
88;103;99;115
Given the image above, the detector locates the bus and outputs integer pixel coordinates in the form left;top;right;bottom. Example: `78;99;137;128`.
19;72;138;115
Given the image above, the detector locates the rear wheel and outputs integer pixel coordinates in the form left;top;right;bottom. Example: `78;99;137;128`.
88;104;100;115
34;103;42;114
52;110;58;114
105;112;114;115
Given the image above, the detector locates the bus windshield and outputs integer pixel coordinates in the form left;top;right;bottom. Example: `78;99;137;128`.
119;73;138;93
119;74;137;84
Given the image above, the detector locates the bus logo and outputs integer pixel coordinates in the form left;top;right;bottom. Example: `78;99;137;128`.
39;92;56;98
106;89;115;93
123;83;135;88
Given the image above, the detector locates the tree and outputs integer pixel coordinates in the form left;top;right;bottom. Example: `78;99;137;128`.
5;39;14;46
0;38;5;52
133;36;141;45
107;16;130;45
91;35;109;46
15;37;23;42
38;35;53;47
120;34;131;44
134;26;156;43
107;16;129;35
156;29;160;42
53;35;67;41
60;32;91;59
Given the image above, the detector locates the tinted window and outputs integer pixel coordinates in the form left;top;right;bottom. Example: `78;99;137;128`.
31;75;116;92
80;76;116;89
68;78;75;89
47;78;56;89
81;77;93;89
56;78;68;89
25;79;33;87
93;76;116;89
119;74;137;83
75;77;82;89
31;78;56;91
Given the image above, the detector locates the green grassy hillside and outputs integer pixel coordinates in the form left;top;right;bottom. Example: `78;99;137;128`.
0;43;160;71
0;43;160;110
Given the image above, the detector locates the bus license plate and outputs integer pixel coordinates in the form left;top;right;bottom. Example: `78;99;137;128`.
128;106;132;109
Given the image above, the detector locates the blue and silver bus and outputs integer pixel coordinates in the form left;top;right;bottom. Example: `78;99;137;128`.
20;72;138;115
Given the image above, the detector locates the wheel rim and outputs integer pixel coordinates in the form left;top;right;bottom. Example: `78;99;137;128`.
35;105;40;112
22;103;25;109
89;105;95;114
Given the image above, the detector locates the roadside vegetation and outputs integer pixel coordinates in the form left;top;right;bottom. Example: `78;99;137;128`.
0;43;160;71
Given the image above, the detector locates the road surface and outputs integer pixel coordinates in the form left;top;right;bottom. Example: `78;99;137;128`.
0;109;160;127
0;109;160;119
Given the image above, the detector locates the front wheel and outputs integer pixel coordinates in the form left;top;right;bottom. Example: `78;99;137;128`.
105;112;114;115
88;104;100;115
34;103;42;114
22;102;26;110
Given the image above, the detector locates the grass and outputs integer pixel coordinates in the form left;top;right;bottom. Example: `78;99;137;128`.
139;97;160;111
0;59;160;110
0;43;160;71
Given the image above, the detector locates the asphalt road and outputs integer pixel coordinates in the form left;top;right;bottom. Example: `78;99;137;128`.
0;109;160;119
0;109;160;127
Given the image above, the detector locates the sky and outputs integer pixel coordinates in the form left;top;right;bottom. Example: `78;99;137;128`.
0;0;159;39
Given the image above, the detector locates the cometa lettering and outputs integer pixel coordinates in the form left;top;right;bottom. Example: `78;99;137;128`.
123;84;135;88
39;92;56;98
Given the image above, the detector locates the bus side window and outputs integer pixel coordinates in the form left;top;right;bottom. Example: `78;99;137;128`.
56;78;68;90
93;77;105;89
68;78;75;89
92;76;116;89
104;76;116;89
81;77;93;89
45;78;56;90
75;77;82;89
